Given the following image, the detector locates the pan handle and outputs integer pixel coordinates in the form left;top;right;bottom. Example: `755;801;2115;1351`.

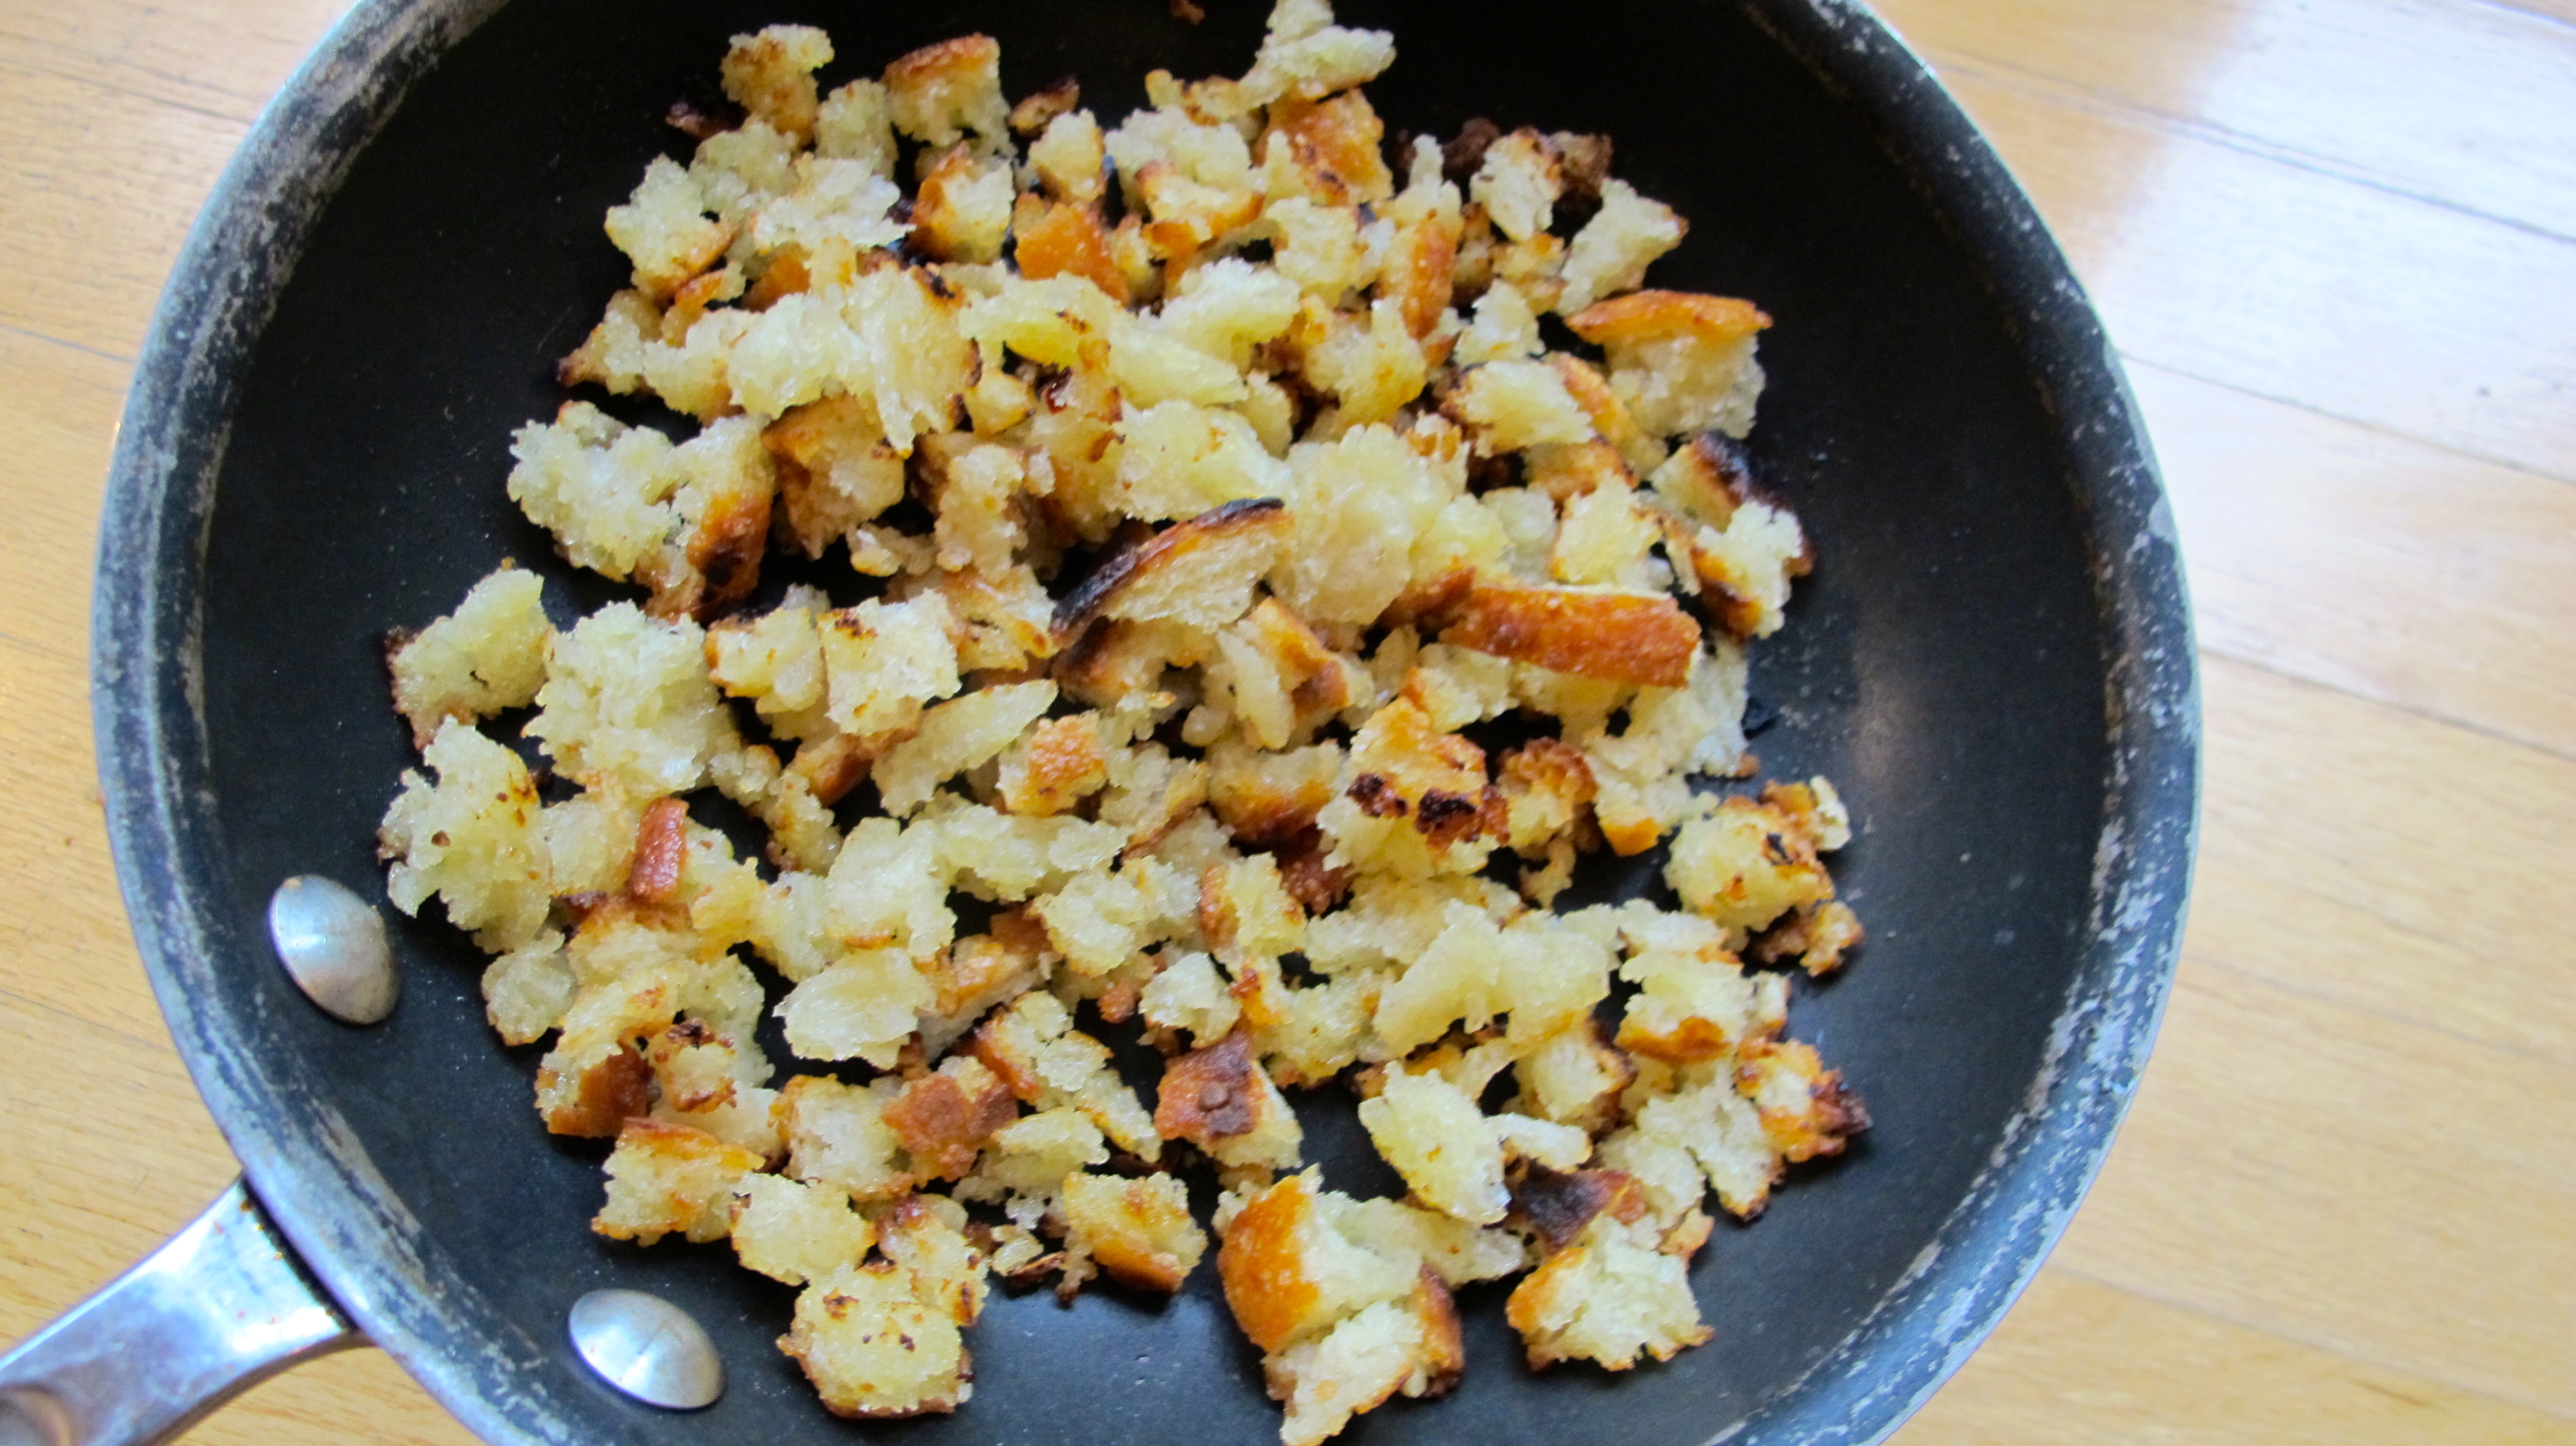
0;1180;362;1446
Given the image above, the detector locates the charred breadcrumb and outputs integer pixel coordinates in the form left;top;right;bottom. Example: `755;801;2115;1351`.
380;5;1870;1438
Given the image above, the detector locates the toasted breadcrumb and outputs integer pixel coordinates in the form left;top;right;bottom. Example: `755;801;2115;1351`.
482;930;573;1044
1266;1275;1460;1446
912;146;1016;262
388;566;551;750
875;681;1059;815
778;1074;914;1200
723;26;833;144
1116;400;1293;520
527;602;737;798
1557;179;1686;315
1059;1170;1209;1290
1456;280;1541;364
816;79;898;174
1357;1066;1508;1222
1505;1213;1711;1369
1218;1168;1417;1353
507;403;681;581
970;991;1161;1160
593;1117;767;1245
1446;359;1595;455
1664;791;1837;934
732;1172;878;1284
1568;290;1770;440
604;158;729;300
379;720;549;952
782;1260;972;1417
1156;1027;1304;1182
883;35;1010;153
1469;129;1561;244
1027;108;1109;205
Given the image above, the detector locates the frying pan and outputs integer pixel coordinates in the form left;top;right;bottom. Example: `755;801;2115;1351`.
11;0;2197;1441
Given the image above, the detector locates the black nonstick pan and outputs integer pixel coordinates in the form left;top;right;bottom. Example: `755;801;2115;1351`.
20;0;2196;1442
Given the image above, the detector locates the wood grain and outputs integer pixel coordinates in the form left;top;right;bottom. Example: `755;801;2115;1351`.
2142;360;2576;760
1874;0;2576;240
2066;898;2576;1414
0;57;249;358
1934;56;2576;483
1903;1271;2576;1446
2187;657;2576;1071
0;0;2568;1442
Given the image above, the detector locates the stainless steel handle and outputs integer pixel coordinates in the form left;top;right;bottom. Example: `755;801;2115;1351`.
0;1181;362;1446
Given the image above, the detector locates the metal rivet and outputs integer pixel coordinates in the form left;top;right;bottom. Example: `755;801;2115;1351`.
266;876;398;1024
568;1289;723;1410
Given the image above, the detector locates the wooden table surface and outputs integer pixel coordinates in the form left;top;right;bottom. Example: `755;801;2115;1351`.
1;1;2569;1441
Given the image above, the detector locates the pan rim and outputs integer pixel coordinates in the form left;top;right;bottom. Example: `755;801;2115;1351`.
89;2;2200;1443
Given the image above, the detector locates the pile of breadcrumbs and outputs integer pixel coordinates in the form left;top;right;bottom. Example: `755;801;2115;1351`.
376;6;1868;1439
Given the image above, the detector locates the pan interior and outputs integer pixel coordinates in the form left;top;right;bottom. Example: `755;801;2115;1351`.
170;1;2145;1442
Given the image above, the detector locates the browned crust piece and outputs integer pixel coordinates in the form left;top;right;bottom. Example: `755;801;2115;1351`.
1503;739;1598;793
1749;899;1864;976
1012;195;1131;304
664;96;738;143
538;1045;652;1137
1049;497;1289;640
884;34;1000;96
1739;1039;1871;1161
1381;219;1457;340
1618;1012;1733;1067
965;1012;1044;1104
1061;1172;1206;1292
1272;828;1353;914
745;246;813;309
1441;117;1502;181
1051;616;1210;705
1263;92;1395;205
647;1020;737;1113
684;485;773;616
1509;1166;1650;1255
1195;856;1307;965
721;30;823;143
1154;1027;1262;1145
885;1070;1020;1181
1499;737;1597;828
1648;433;1818;640
1406;1267;1467;1397
763;395;895;557
625;796;690;903
912;145;1003;263
1520;441;1633;503
790;730;888;806
1217;1172;1324;1354
1001;713;1109;815
1404;784;1506;852
1652;431;1755;527
1438;578;1702;687
929;912;1054;1022
1008;76;1080;136
1564;289;1770;346
1377;564;1475;633
1551;132;1613;205
1208;746;1342;850
1808;1075;1872;1146
1510;1166;1614;1255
